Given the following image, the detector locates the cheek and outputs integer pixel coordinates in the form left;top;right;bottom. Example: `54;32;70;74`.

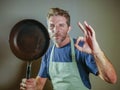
48;29;53;34
47;30;52;37
48;29;52;33
60;31;68;37
62;29;69;34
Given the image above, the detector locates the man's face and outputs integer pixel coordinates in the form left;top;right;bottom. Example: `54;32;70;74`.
47;15;70;44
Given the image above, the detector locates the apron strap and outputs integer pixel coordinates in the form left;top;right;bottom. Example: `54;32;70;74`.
70;38;76;62
50;37;76;62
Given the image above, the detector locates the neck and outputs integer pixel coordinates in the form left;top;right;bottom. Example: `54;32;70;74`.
55;36;70;48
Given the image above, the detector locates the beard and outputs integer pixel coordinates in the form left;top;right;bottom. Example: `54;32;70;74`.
50;32;67;44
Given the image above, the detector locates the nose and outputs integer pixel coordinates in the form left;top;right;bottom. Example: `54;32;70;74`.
53;26;59;33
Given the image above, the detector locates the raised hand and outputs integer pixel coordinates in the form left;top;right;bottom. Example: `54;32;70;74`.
75;21;101;54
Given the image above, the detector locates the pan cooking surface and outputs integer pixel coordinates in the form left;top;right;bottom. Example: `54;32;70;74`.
9;19;50;61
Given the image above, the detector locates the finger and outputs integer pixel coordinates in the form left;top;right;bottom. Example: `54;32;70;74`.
89;25;95;37
75;37;84;51
78;22;87;36
20;83;26;90
22;78;27;83
75;37;84;45
20;82;26;87
20;86;26;90
84;21;92;36
26;78;36;84
75;44;83;52
84;21;95;37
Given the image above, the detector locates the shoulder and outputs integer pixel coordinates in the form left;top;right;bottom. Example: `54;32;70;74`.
41;45;53;60
44;45;53;55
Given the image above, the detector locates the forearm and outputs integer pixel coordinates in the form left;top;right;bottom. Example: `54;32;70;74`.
93;51;117;84
35;76;47;90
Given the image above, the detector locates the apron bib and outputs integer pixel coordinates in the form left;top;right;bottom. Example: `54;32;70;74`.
49;38;88;90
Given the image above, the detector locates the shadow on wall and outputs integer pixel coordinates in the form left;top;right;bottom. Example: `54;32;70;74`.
0;63;26;90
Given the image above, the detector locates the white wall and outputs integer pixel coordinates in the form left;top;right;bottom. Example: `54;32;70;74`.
0;0;120;90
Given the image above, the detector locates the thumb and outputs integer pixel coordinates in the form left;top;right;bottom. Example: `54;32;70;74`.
75;43;83;52
75;37;85;51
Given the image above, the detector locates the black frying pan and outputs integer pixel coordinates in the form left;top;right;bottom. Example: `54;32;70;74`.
9;19;50;79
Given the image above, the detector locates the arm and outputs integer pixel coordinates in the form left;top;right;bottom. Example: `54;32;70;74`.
36;76;47;90
92;45;117;84
75;21;117;84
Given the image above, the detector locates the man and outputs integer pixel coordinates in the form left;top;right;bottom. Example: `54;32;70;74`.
20;8;117;90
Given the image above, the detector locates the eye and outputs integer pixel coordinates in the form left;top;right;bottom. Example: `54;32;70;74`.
49;24;54;29
59;24;64;27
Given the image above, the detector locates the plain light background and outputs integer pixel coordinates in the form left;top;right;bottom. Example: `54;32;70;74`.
0;0;120;90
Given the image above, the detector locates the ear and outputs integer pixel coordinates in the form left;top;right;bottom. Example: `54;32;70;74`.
67;26;71;33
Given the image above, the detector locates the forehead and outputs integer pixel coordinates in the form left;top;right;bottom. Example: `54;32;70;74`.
48;15;67;24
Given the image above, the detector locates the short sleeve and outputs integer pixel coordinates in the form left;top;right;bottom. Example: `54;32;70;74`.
38;54;49;78
85;54;98;75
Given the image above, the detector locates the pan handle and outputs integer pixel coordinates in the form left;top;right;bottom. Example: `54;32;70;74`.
26;61;32;79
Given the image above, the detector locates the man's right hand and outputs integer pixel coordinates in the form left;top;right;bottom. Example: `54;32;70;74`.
20;78;36;90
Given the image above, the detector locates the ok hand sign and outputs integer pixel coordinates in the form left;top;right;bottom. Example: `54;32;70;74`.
75;21;101;54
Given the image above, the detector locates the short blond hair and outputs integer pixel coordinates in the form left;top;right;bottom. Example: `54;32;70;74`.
47;8;70;26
